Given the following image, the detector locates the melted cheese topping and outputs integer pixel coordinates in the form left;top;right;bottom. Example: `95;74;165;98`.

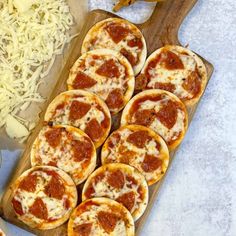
32;126;95;184
13;169;72;224
50;95;106;130
72;204;127;236
102;127;168;184
145;48;201;100
82;18;146;75
83;165;148;220
131;98;185;144
69;52;130;100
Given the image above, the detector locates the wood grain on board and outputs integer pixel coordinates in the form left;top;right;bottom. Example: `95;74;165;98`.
1;0;214;235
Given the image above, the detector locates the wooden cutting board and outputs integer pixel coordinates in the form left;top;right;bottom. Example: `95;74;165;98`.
1;0;214;235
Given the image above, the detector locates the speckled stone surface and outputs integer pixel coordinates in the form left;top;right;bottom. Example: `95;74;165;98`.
1;0;236;235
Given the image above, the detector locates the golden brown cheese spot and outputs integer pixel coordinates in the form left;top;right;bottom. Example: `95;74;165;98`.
116;191;135;212
154;82;176;93
107;170;124;189
156;100;178;129
84;118;103;142
96;59;121;78
182;70;201;97
105;22;130;44
69;101;91;121
127;130;151;149
120;48;136;66
72;139;93;162
161;50;184;70
29;198;48;220
134;109;156;127
74;223;93;236
18;174;38;192
105;88;124;111
45;128;62;148
141;154;162;172
127;37;143;49
72;71;97;89
12;198;24;216
44;176;65;200
97;211;119;233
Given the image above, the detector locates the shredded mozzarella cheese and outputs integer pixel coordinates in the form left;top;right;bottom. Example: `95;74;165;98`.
0;0;74;140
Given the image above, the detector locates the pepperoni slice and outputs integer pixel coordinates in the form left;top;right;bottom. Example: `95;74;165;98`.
29;198;48;220
116;191;135;211
182;70;201;97
72;140;93;162
97;211;119;233
96;59;120;78
44;176;65;200
45;128;62;148
56;103;65;111
85;119;103;142
127;37;143;49
105;23;130;44
120;48;136;66
12;198;24;216
118;148;136;164
135;74;147;90
127;130;151;148
154;82;176;93
134;109;156;126
141;154;162;172
161;50;184;70
69;101;91;121
107;170;124;189
156;100;178;129
18;173;37;192
84;183;95;198
105;89;124;110
74;223;93;236
72;71;97;89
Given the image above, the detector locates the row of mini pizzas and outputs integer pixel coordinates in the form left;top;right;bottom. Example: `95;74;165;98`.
10;17;207;235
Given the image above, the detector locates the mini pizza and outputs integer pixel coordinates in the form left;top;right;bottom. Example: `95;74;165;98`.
136;45;208;106
121;89;188;150
81;18;147;75
31;125;96;185
68;197;134;236
11;166;77;230
67;49;135;114
82;163;148;221
101;125;169;185
44;90;111;148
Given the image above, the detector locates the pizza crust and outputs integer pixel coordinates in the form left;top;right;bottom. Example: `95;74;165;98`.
11;166;77;230
68;197;135;236
121;89;188;150
101;124;170;185
30;125;97;185
44;90;111;148
82;163;149;221
67;49;135;114
81;18;147;76
139;45;208;106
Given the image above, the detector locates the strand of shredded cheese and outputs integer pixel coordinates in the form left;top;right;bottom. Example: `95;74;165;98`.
0;0;74;140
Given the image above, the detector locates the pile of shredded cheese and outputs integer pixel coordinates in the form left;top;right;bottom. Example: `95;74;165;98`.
0;0;74;140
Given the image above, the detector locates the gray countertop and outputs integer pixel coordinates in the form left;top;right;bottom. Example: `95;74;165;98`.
1;0;236;235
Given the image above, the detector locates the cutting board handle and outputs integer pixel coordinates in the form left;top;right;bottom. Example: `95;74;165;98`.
141;0;197;51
